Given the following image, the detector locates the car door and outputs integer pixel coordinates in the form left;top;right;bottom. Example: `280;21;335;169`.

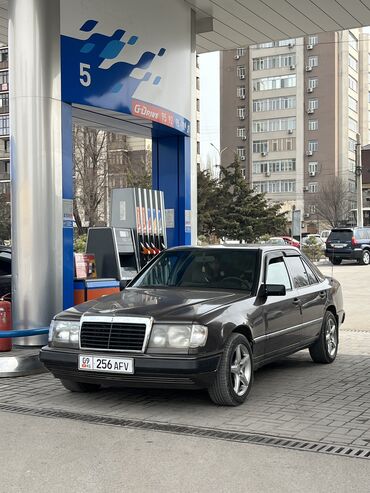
262;252;303;358
284;254;326;342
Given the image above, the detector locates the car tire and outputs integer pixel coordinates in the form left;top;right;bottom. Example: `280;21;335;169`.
330;258;342;265
309;311;338;364
208;333;253;406
60;379;101;393
359;250;370;265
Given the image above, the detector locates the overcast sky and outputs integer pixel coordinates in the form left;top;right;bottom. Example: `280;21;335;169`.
199;51;220;170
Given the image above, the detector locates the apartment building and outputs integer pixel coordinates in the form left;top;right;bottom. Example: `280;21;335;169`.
220;30;370;230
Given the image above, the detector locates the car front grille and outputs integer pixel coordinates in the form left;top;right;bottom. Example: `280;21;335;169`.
80;319;148;352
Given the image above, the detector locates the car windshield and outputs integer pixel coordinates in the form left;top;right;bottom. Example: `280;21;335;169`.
132;249;259;291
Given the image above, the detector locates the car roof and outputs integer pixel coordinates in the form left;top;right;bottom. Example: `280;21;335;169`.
167;245;301;254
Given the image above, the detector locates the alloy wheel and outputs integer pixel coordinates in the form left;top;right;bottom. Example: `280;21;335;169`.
230;344;252;396
325;318;337;357
363;251;370;265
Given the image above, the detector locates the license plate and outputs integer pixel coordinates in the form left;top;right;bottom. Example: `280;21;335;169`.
78;355;134;374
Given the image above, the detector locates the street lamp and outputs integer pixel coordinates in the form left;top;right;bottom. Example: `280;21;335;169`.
210;143;228;179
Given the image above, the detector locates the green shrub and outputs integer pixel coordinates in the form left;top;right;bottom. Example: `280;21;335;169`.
74;234;87;253
301;237;323;262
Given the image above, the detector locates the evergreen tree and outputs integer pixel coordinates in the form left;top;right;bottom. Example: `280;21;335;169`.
197;168;219;240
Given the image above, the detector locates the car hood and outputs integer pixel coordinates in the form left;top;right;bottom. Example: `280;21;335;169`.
58;287;251;322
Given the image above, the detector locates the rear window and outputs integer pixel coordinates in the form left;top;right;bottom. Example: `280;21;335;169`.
328;230;352;242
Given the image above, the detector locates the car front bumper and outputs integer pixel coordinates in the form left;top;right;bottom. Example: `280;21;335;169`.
39;346;222;390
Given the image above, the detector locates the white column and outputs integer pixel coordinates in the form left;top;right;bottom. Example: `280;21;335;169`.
9;0;63;345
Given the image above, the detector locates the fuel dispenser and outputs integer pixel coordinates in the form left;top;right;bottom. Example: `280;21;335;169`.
86;188;167;287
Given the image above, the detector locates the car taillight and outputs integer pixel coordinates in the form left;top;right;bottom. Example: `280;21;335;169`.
351;236;357;246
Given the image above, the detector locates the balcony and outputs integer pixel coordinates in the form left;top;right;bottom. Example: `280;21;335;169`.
0;61;8;70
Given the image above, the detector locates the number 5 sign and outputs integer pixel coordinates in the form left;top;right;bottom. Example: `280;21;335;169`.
80;63;91;87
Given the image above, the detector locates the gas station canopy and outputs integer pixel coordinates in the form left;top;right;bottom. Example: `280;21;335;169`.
190;0;370;52
2;1;370;49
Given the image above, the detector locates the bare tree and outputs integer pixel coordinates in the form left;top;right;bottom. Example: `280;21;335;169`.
73;125;108;233
314;177;353;228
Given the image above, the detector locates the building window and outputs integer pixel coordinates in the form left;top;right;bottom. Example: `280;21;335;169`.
0;49;8;63
237;106;246;120
308;56;318;67
308;162;318;174
349;54;358;71
349;158;356;172
252;54;296;71
197;142;200;155
0;72;8;86
255;38;295;49
253;75;296;91
348;117;358;133
252;117;296;133
252;96;296;112
237;127;246;138
253;159;296;174
0;115;9;136
349;32;358;51
308;35;318;46
348;95;358;112
253;180;296;193
308;182;318;193
349;75;357;92
237;147;246;159
308;98;319;110
236;47;246;57
308;78;318;89
237;65;246;79
308;120;318;131
308;140;318;152
309;204;316;214
253;140;268;153
237;86;246;99
349;138;357;152
0;93;9;114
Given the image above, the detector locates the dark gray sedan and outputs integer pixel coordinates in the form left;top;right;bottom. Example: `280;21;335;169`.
40;246;344;406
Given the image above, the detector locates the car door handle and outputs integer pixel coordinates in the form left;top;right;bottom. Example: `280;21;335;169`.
292;298;301;306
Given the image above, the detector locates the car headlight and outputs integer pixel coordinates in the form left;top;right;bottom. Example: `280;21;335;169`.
49;320;80;348
148;324;208;351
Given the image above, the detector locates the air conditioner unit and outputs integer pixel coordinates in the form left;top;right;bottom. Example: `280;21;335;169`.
240;74;246;80
307;44;313;50
241;136;247;140
240;155;246;161
239;95;246;100
309;171;316;177
303;186;309;192
261;151;268;157
307;108;314;114
239;115;245;120
290;65;296;70
265;171;271;177
288;43;295;48
307;87;314;93
288;129;293;134
306;150;313;156
304;212;310;218
305;66;313;72
234;54;240;60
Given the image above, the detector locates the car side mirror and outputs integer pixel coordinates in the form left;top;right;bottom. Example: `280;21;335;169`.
258;283;286;298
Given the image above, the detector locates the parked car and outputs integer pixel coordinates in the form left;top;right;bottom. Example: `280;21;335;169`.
0;246;11;297
265;237;286;245
325;227;370;265
282;236;300;248
301;234;326;251
40;245;344;406
320;230;331;242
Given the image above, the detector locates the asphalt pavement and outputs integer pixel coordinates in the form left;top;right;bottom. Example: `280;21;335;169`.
1;412;369;493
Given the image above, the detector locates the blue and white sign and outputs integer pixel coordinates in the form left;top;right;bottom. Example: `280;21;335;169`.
61;0;191;135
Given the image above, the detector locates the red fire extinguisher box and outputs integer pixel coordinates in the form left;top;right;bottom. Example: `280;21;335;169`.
0;297;12;352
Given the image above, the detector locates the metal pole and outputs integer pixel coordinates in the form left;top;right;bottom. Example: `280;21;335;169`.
356;133;363;228
9;0;63;344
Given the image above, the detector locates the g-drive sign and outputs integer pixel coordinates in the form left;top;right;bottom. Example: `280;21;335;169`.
78;355;134;374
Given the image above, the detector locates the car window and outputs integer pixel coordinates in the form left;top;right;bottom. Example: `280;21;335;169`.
0;257;11;276
302;259;318;285
285;256;309;288
328;230;353;242
266;257;291;291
